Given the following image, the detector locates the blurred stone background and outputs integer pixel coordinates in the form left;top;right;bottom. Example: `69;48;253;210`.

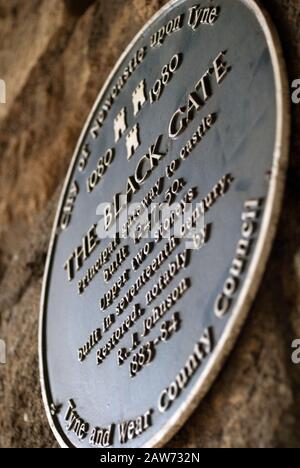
0;0;299;448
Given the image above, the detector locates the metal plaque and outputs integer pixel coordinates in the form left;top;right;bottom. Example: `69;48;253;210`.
39;0;290;448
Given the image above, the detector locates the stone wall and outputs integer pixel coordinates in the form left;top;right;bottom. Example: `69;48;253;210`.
0;0;299;448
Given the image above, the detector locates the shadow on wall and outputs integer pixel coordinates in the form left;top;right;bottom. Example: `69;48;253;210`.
64;0;96;16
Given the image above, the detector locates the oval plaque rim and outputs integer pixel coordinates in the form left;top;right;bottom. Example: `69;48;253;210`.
39;0;290;448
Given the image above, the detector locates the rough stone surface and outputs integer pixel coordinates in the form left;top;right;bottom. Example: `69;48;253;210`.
0;0;299;448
